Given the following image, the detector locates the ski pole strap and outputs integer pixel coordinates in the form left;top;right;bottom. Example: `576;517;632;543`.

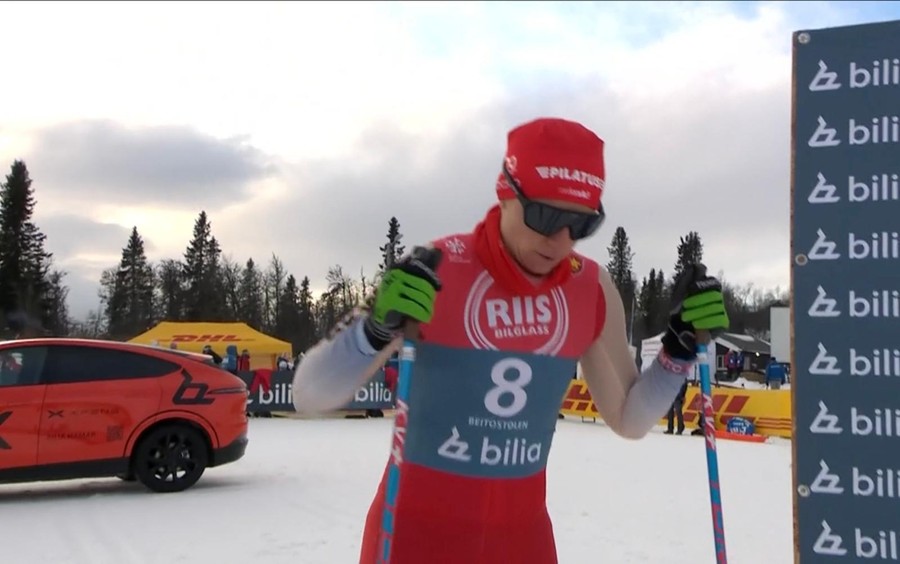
656;348;694;376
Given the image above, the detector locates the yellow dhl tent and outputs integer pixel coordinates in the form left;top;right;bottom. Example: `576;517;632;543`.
129;322;292;371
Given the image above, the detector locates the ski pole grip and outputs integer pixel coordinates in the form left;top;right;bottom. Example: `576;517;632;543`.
403;321;421;340
696;329;712;346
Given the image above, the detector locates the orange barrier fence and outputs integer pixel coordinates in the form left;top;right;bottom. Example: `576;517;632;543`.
559;380;792;438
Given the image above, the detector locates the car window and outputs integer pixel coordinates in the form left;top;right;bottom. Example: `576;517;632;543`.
0;346;48;387
41;345;182;385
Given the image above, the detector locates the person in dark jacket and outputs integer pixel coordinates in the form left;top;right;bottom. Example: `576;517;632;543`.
664;380;688;435
201;344;223;365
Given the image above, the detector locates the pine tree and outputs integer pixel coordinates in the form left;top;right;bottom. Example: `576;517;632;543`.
637;268;668;339
378;217;405;274
238;258;264;329
275;274;302;346
672;231;704;283
296;276;318;353
44;270;70;336
0;160;58;333
156;259;184;320
104;227;155;338
263;254;286;333
182;211;223;321
219;256;242;320
326;264;359;318
606;227;637;341
315;289;338;339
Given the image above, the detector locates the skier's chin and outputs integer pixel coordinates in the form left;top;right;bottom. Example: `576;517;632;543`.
520;252;562;277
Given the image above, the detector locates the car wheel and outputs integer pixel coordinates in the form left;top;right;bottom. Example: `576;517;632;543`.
133;424;209;493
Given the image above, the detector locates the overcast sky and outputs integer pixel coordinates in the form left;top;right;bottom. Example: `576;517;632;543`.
1;1;898;321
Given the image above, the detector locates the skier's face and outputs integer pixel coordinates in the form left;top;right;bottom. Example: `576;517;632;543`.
499;197;593;276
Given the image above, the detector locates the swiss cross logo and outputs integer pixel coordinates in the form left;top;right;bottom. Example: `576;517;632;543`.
446;238;466;255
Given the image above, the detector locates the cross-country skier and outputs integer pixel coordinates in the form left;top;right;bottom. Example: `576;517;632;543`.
292;117;730;564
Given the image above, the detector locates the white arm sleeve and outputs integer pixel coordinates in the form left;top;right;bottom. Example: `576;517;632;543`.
616;358;689;437
292;317;390;414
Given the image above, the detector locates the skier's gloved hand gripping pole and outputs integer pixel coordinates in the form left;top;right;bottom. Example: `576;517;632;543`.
361;246;444;564
661;264;730;564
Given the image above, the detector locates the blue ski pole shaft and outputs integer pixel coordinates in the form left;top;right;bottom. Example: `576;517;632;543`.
697;341;728;564
377;329;418;564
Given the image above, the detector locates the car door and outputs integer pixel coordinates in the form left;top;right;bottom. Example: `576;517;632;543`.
0;345;48;472
37;344;170;466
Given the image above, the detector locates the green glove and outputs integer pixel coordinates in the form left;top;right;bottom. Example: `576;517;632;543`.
363;246;443;349
662;264;730;361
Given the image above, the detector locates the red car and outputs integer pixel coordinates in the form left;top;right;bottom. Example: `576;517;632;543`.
0;337;249;493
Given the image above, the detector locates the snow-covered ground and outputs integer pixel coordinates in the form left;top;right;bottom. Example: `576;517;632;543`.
0;416;794;564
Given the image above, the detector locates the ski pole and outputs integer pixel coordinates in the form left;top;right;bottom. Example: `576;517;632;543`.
375;246;442;564
697;338;728;564
376;330;416;564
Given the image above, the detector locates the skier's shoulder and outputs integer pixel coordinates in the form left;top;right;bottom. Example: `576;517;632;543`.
429;231;474;257
566;250;602;287
424;232;476;269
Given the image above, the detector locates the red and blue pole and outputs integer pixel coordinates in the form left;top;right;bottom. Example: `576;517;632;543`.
376;338;415;564
697;342;728;564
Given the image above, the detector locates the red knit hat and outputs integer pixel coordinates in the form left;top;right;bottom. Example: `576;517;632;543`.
495;117;605;209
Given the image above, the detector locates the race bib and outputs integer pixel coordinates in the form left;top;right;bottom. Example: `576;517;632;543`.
403;341;576;479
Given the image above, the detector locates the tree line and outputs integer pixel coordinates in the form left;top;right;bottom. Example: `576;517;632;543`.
0;159;786;353
80;212;406;355
606;226;789;345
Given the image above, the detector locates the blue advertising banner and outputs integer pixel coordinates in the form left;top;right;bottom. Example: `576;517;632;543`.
791;18;900;563
239;369;395;413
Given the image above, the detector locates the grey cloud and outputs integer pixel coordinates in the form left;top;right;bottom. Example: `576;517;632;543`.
38;78;793;317
219;76;791;295
37;215;146;320
59;270;106;322
25;120;277;207
39;214;142;259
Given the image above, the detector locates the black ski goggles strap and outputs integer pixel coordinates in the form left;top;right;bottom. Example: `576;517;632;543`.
502;164;605;240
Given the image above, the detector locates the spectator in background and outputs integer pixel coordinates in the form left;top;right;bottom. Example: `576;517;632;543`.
664;379;688;435
202;344;223;366
725;349;738;380
277;354;293;371
765;357;787;389
224;345;238;374
237;349;251;372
